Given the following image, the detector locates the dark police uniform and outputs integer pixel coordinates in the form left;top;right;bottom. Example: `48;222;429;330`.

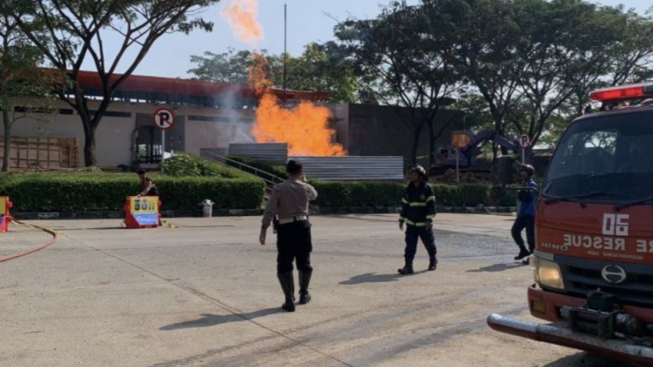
399;182;438;273
262;177;318;311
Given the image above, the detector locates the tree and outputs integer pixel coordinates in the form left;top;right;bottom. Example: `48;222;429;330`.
506;0;619;145
1;0;221;166
188;48;258;84
188;43;360;104
284;43;359;104
609;7;653;86
0;12;57;172
446;0;523;165
550;3;648;119
452;92;494;133
508;1;652;141
335;0;462;166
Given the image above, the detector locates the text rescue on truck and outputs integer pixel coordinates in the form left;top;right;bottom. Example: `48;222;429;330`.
488;82;653;366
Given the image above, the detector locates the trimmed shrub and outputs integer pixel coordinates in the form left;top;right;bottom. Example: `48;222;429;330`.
311;181;516;208
162;153;249;178
227;156;287;179
491;185;519;207
311;181;404;208
0;172;265;212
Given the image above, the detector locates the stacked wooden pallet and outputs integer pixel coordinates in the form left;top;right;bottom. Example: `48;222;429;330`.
0;136;80;169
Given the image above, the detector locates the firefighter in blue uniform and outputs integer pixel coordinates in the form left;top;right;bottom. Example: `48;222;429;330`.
398;165;438;275
513;164;538;264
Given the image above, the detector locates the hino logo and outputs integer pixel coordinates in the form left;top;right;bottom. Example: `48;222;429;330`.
602;265;627;284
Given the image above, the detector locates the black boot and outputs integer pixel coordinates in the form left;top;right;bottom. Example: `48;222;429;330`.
277;272;295;312
298;270;312;305
398;260;414;275
428;257;438;271
514;249;530;261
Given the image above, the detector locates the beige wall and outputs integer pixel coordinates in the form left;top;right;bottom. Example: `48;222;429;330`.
0;100;256;167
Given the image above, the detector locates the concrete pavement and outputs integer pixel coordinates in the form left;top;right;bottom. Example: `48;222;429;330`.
0;214;628;367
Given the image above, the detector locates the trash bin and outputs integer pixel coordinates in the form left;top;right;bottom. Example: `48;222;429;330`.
202;199;214;218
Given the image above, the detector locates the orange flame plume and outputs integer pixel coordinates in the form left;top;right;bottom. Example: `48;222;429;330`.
248;55;347;157
221;0;263;45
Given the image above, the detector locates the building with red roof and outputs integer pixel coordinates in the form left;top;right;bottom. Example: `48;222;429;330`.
2;70;328;169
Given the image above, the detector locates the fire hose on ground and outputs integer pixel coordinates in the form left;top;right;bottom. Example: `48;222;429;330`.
0;220;59;263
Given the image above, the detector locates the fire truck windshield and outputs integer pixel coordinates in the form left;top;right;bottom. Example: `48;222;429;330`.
544;111;653;204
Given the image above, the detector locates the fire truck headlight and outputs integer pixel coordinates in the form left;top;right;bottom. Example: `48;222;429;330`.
532;256;564;290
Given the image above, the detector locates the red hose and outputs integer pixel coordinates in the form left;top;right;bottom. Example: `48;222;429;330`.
0;220;59;263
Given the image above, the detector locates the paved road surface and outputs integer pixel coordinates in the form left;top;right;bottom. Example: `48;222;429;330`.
1;214;630;367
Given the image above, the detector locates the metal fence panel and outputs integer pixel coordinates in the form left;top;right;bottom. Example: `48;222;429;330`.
228;143;288;164
291;156;404;181
200;148;229;159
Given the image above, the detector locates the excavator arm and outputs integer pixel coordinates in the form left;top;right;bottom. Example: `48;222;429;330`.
458;130;532;166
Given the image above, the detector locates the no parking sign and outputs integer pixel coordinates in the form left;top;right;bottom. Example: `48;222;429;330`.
519;134;531;149
153;108;176;131
153;107;175;174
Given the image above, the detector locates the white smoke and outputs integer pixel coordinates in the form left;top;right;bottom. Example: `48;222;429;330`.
210;85;255;148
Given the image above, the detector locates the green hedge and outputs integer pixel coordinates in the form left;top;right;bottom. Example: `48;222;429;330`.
224;157;519;208
0;173;265;212
311;181;517;208
163;153;251;178
227;156;287;179
311;181;404;207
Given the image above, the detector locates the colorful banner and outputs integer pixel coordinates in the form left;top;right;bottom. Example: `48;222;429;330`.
129;196;159;226
0;197;6;221
0;197;7;232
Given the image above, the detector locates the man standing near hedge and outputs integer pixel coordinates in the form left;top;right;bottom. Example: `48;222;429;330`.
398;165;438;275
260;160;318;312
136;169;159;197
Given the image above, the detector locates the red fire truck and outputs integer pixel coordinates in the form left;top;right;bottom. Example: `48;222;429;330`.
488;83;653;365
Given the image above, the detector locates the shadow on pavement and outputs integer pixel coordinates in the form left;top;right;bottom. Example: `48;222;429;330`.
160;308;283;331
340;271;428;285
467;263;526;273
542;352;638;367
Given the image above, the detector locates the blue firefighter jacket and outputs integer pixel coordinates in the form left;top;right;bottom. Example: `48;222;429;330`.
518;178;538;217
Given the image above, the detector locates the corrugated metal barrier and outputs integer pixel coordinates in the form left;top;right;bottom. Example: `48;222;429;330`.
291;156;404;181
200;148;229;158
228;143;288;164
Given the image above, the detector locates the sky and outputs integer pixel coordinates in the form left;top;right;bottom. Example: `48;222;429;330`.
83;0;650;79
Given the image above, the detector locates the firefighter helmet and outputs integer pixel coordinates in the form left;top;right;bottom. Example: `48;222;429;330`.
409;165;429;180
520;164;535;176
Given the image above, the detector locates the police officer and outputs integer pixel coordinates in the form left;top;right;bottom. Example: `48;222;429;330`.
513;164;538;264
398;165;438;275
260;160;318;312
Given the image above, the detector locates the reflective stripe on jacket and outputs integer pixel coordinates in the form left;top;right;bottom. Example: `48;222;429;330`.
399;182;436;226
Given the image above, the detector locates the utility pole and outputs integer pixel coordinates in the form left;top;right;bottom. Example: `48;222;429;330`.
283;3;288;106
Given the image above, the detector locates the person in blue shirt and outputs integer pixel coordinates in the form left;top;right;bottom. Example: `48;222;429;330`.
513;165;538;264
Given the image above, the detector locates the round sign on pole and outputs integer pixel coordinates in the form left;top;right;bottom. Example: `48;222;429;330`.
153;108;176;131
519;134;531;149
451;131;472;149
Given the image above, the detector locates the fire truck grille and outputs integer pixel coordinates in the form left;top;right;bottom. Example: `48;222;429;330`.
556;256;653;307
